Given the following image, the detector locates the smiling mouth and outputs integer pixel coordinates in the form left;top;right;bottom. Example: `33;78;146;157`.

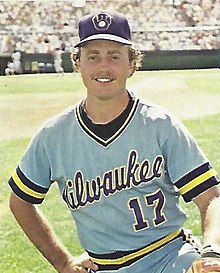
94;78;114;83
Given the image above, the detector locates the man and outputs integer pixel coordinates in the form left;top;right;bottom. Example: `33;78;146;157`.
8;10;220;273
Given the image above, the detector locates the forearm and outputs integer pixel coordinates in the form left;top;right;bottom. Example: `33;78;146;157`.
190;194;220;273
9;192;72;272
193;186;220;248
202;196;220;247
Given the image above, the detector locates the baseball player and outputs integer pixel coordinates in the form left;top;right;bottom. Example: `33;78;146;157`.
54;48;64;74
5;51;22;75
8;10;220;273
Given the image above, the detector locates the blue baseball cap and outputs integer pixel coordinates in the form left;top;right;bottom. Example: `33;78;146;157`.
74;11;132;47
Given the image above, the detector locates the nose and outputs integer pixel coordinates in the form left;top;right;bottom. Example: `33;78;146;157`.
96;57;112;76
98;56;109;68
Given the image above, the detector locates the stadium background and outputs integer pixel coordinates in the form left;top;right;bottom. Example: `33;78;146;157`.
0;2;220;272
0;0;220;75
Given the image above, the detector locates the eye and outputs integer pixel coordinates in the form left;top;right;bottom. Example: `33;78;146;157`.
87;54;98;61
111;54;120;61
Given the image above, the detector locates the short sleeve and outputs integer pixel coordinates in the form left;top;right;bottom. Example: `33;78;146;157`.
162;115;219;202
8;129;51;204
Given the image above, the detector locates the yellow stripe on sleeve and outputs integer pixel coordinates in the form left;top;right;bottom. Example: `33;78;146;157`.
12;171;46;200
179;169;217;195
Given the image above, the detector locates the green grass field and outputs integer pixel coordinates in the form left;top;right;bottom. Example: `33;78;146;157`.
0;69;220;273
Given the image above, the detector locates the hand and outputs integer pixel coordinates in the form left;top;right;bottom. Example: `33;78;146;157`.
202;258;220;272
62;259;98;273
189;258;220;273
61;253;98;273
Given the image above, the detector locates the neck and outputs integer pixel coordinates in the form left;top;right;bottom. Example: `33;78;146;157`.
84;91;130;124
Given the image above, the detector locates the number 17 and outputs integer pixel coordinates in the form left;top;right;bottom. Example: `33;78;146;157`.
128;189;166;231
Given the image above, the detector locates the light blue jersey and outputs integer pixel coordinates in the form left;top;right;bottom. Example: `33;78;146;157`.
9;93;219;272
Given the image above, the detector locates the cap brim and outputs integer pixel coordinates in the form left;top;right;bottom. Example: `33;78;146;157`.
74;33;132;47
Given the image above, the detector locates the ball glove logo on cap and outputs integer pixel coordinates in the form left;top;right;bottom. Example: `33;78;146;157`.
92;12;112;31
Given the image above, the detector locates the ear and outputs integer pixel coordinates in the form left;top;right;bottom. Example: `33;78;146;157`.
75;59;80;71
72;59;81;73
71;49;81;72
128;60;135;78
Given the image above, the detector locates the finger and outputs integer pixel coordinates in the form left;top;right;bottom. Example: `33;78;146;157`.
202;259;220;272
202;266;220;272
84;266;98;272
74;265;95;273
81;260;98;272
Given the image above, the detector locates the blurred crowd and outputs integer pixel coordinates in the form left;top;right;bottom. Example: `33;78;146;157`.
0;0;219;54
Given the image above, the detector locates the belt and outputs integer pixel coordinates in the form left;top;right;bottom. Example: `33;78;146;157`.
87;229;184;271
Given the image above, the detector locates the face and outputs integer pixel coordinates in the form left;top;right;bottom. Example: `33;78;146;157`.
77;40;135;101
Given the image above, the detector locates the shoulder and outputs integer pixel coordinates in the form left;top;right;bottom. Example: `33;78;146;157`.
31;102;81;144
41;103;79;132
133;94;189;141
136;95;177;124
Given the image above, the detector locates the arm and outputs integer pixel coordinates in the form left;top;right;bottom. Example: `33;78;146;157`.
9;192;98;273
192;186;220;272
193;185;220;247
